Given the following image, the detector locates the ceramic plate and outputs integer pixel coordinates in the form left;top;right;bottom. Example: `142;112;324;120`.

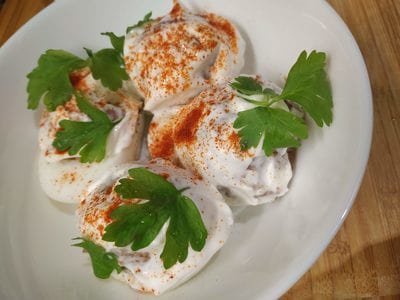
0;0;372;299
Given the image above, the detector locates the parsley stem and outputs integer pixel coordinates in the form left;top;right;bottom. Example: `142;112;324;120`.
239;95;270;107
266;96;284;107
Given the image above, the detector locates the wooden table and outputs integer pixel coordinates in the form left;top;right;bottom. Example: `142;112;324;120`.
1;0;399;298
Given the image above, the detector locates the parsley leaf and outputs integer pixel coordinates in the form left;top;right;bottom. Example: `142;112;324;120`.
72;237;122;279
161;194;208;268
230;76;279;105
126;12;154;33
85;48;129;91
230;76;263;95
101;32;125;55
280;50;333;126
26;44;130;112
26;50;88;111
234;107;308;155
52;93;117;163
230;50;332;156
102;168;208;269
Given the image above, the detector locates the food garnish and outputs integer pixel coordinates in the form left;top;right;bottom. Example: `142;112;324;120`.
231;50;332;156
102;167;208;269
84;47;128;91
52;93;118;163
101;32;124;55
72;237;123;279
126;12;154;33
27;50;87;111
27;33;130;111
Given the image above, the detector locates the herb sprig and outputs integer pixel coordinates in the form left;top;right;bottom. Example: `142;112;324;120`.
102;167;208;269
73;238;123;279
84;47;129;91
126;12;154;33
27;13;155;162
26;31;129;111
27;50;88;111
52;93;117;163
231;50;332;156
27;14;155;162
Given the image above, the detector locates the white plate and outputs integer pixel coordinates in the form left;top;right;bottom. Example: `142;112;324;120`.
0;0;372;299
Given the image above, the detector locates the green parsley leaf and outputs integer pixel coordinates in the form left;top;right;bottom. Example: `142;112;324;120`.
280;50;333;126
85;47;129;91
103;168;208;269
72;237;122;279
101;32;125;55
26;50;88;111
126;12;154;33
230;76;263;95
161;194;207;268
263;87;279;97
52;93;117;163
234;107;308;156
230;76;278;105
230;50;332;156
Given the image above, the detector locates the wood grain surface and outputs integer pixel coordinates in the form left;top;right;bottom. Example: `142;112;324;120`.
1;0;399;299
